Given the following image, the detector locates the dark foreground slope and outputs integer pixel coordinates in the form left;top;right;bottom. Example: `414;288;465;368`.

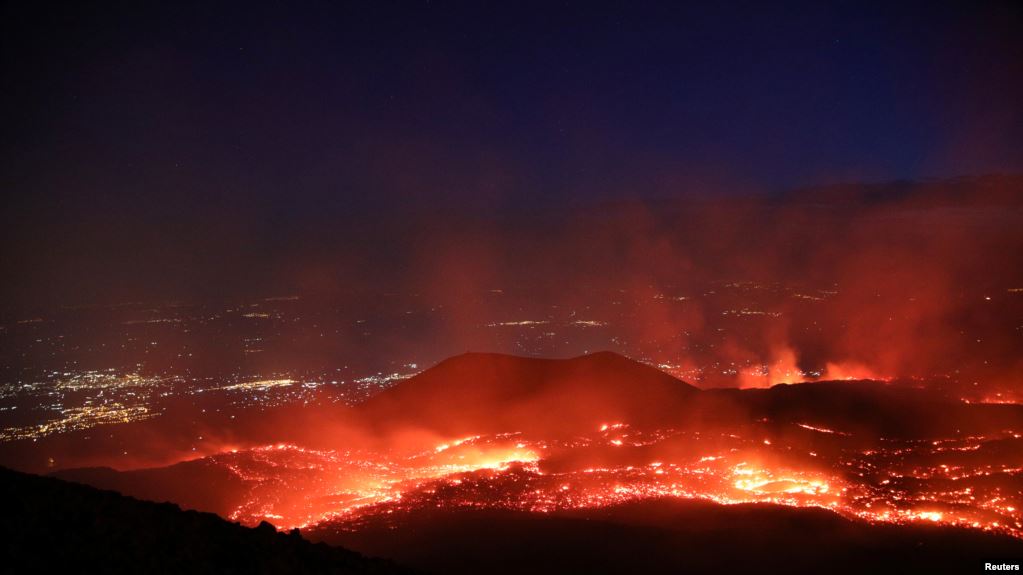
0;466;413;575
51;458;247;518
312;499;1023;575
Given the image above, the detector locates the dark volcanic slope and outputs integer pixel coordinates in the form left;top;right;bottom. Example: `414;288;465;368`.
314;499;1023;575
359;351;1023;438
0;466;412;575
360;351;700;434
708;380;1023;438
51;458;248;518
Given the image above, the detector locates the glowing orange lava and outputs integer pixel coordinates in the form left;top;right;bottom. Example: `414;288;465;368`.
213;425;1022;539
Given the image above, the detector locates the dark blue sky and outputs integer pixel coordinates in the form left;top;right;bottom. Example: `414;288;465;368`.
2;1;1022;305
4;1;1022;210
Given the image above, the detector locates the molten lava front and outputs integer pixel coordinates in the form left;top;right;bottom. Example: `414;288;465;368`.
213;422;1023;539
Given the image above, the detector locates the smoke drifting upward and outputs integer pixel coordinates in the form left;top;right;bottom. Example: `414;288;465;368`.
391;175;1023;391
2;176;1021;396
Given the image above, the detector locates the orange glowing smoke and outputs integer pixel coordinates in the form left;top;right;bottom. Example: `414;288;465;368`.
823;361;884;381
738;346;804;388
736;345;890;388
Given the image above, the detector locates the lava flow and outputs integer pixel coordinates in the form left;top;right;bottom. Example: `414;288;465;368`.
214;421;1023;539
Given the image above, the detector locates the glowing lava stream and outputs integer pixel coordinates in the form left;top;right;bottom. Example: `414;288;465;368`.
214;426;1023;539
220;436;541;529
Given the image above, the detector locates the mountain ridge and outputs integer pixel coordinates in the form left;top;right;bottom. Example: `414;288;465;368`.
359;351;700;434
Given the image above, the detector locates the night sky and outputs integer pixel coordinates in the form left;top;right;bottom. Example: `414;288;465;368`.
2;1;1022;306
